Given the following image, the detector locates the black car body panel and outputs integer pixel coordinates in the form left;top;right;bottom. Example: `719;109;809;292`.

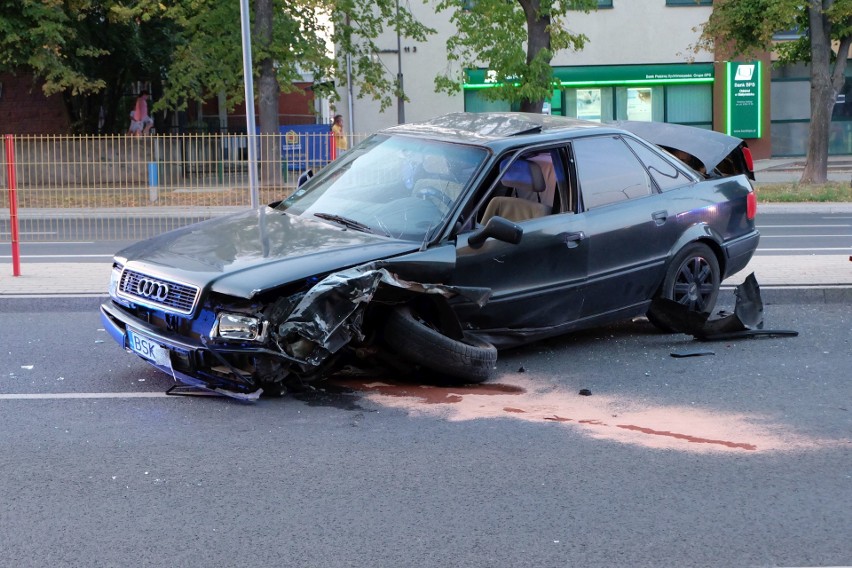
101;112;760;397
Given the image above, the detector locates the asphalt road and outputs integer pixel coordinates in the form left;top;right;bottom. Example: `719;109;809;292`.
2;209;851;262
0;298;849;568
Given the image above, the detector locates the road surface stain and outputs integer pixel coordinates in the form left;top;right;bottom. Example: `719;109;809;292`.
330;375;837;454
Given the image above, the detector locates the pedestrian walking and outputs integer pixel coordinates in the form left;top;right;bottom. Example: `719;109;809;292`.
129;90;154;136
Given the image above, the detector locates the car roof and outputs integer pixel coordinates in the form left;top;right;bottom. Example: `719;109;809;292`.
382;112;614;149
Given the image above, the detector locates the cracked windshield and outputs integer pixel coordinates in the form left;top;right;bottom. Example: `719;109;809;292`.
277;134;487;241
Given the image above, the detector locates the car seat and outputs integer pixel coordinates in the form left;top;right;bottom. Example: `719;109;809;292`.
481;160;550;223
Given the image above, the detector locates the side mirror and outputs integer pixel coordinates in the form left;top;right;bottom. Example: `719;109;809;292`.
297;169;314;188
467;216;523;249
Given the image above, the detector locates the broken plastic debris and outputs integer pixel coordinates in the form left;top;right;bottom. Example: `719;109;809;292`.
579;389;592;396
649;273;798;341
21;365;33;370
670;350;715;358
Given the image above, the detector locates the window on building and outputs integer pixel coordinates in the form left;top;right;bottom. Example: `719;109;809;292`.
572;136;653;210
666;0;712;5
570;0;612;9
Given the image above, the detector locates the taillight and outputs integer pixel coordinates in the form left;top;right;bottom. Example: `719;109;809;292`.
742;145;754;173
747;190;757;220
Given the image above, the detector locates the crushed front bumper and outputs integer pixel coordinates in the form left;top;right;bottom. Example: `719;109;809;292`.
100;300;270;398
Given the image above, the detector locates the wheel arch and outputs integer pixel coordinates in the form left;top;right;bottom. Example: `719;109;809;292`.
666;223;727;278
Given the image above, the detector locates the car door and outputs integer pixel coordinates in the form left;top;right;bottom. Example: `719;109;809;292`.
569;135;681;318
448;148;589;337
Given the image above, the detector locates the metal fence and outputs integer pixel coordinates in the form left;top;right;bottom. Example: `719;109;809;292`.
1;131;363;244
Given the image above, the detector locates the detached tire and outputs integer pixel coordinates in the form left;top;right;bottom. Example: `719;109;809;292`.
647;242;721;332
385;306;497;383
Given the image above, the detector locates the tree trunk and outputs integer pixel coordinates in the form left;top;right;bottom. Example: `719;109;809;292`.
255;0;282;187
801;0;834;184
518;0;550;114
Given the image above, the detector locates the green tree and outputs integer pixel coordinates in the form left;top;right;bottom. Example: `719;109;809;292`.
144;0;432;183
694;0;852;184
434;0;597;113
0;0;178;133
151;0;433;127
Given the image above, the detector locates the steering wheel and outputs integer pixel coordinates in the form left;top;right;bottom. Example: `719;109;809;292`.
413;186;454;213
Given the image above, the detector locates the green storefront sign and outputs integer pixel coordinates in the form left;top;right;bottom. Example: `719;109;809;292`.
464;63;715;89
726;61;762;138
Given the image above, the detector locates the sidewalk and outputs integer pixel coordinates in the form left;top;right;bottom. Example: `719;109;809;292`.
1;250;850;301
1;159;851;300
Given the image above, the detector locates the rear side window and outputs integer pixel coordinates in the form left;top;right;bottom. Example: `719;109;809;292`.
623;137;693;192
572;136;653;210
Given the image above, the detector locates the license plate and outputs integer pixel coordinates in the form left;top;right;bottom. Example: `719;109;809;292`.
126;329;172;368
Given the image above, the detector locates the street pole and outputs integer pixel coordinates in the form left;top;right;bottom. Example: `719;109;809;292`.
239;0;260;209
395;0;404;124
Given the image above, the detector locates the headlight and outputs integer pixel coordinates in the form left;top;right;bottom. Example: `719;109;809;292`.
109;264;132;307
213;312;266;341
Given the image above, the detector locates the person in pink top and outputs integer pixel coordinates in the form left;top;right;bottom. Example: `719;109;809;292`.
128;90;154;136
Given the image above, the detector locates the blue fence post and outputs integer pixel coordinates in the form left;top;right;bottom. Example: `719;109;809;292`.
147;161;159;202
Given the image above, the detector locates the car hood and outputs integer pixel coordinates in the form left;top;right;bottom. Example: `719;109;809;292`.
115;208;421;299
611;120;745;173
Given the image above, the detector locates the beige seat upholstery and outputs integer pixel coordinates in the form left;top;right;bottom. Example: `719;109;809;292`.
481;196;551;224
481;159;551;224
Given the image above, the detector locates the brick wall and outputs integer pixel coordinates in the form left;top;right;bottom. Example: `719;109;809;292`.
0;72;71;135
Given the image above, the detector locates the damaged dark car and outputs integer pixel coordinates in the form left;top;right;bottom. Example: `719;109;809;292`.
100;112;760;399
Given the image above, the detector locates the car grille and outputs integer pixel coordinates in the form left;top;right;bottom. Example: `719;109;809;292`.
118;269;199;315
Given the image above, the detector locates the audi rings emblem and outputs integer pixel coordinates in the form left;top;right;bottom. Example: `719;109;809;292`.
136;278;170;302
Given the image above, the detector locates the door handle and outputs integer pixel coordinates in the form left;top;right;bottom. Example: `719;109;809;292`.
561;231;586;248
652;210;668;225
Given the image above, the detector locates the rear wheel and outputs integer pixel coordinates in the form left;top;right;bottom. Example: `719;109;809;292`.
385;305;497;383
647;242;720;331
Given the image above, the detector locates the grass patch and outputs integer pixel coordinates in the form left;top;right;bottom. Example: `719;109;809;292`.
755;181;852;203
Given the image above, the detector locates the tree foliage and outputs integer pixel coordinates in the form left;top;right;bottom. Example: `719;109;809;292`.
1;0;179;132
693;0;852;183
138;0;433;123
434;0;597;112
1;0;433;134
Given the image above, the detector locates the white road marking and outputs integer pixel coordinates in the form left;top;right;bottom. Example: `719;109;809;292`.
0;392;171;400
759;224;851;228
20;241;96;245
0;254;114;258
760;234;852;238
756;247;852;252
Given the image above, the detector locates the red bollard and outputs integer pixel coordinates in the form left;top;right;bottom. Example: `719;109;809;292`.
330;131;337;161
4;134;21;276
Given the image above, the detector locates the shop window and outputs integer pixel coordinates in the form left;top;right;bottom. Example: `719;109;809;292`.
770;81;810;121
464;90;511;113
666;84;712;125
564;88;614;122
615;86;663;122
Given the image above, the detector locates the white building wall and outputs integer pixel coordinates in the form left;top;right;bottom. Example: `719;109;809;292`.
554;3;713;66
339;1;714;136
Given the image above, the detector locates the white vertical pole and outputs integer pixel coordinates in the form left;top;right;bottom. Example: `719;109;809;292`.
239;0;260;209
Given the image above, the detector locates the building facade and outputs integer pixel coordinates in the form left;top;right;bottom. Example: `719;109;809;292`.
338;0;848;159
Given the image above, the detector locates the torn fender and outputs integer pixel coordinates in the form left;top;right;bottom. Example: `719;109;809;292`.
277;263;491;366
